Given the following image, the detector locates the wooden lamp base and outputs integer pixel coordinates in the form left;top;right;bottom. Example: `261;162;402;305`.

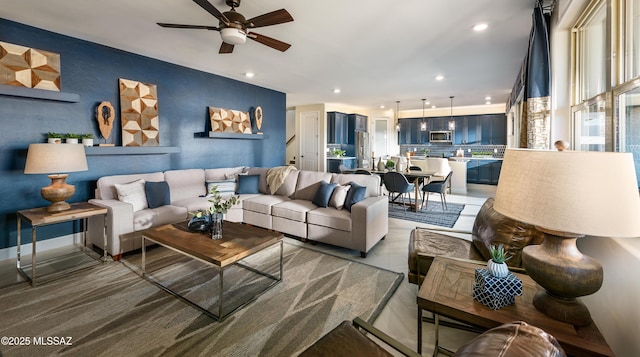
41;174;75;213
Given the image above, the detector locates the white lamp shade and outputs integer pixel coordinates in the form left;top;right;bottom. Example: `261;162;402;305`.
24;143;88;174
494;149;640;238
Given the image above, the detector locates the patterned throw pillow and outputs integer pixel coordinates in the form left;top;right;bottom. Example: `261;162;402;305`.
329;184;350;210
206;179;236;195
114;178;148;212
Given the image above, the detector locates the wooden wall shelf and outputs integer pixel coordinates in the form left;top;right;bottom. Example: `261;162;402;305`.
85;146;181;156
194;132;265;140
0;84;80;102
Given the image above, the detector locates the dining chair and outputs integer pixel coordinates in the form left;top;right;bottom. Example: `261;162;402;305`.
421;171;453;211
407;166;423;186
383;172;415;207
354;169;373;175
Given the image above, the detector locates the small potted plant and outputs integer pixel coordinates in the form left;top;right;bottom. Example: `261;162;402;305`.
81;133;94;147
385;159;395;171
46;132;63;144
487;244;512;278
64;133;81;144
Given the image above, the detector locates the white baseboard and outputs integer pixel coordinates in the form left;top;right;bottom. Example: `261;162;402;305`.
0;234;81;262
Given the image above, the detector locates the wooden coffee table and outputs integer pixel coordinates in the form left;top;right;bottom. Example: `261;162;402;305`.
140;221;283;321
417;256;614;357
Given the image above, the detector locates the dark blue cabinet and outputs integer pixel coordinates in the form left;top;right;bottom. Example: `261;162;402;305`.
327;158;356;173
398;114;506;145
328;112;349;144
467;159;502;185
480;115;507;145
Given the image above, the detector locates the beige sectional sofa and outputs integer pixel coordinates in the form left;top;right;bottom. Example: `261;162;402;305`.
87;166;388;260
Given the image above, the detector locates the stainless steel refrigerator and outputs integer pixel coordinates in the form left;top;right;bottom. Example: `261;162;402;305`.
355;131;371;169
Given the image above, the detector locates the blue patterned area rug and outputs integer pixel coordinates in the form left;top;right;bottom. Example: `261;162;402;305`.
388;201;465;228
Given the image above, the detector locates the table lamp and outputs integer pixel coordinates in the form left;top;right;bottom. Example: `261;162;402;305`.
493;149;640;326
24;143;88;213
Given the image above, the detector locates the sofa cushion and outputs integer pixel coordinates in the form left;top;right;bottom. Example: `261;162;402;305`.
115;179;148;212
272;169;299;197
329;184;350;210
237;174;260;194
294;171;334;201
172;196;212;213
272;200;317;222
205;166;247;181
145;181;170;209
307;207;352;232
331;174;381;198
344;182;367;211
164;169;206;203
96;172;164;200
132;205;188;231
243;195;289;215
312;181;337;208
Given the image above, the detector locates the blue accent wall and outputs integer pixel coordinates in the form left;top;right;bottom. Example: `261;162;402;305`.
0;19;286;249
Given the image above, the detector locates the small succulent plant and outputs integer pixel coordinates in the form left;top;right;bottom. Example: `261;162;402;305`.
489;244;512;264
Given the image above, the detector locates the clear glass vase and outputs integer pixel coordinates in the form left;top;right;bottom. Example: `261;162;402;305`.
210;212;223;240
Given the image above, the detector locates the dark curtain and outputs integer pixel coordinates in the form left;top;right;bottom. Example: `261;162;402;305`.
507;1;551;148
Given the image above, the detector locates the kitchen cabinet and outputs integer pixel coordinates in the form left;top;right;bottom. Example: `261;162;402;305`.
398;114;506;145
466;159;502;185
348;114;368;132
327;111;349;144
327;157;356;173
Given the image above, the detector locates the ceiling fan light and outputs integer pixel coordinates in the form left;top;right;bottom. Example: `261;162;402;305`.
220;28;246;45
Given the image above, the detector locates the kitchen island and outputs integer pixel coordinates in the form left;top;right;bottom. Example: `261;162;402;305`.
326;156;357;173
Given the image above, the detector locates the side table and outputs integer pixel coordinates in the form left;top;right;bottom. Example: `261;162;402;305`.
17;202;108;286
417;256;614;357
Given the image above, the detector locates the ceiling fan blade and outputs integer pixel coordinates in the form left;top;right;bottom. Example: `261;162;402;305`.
157;23;220;31
219;42;235;54
247;32;291;52
192;0;230;25
246;9;293;28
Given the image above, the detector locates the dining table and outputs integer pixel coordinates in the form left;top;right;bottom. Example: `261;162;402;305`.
345;169;436;212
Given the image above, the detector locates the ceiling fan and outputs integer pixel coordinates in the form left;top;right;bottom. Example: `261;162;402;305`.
157;0;293;54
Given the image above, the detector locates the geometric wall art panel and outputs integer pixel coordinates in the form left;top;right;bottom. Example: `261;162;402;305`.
0;41;61;91
119;78;159;146
209;107;251;134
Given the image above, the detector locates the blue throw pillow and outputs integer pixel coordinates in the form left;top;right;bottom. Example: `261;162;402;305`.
236;174;260;194
312;180;337;208
145;181;170;208
344;181;367;211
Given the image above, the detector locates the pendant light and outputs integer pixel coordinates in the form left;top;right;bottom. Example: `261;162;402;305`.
395;101;401;131
448;96;456;130
420;99;427;131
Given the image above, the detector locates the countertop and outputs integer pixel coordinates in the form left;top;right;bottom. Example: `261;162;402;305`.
327;156;356;160
450;156;503;161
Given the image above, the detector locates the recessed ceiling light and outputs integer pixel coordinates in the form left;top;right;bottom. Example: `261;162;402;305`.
425;101;430;105
435;75;444;81
485;96;491;100
431;105;436;109
486;101;492;105
333;88;341;94
245;72;254;78
380;105;385;109
473;23;489;32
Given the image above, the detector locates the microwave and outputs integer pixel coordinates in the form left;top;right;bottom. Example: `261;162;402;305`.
429;130;453;143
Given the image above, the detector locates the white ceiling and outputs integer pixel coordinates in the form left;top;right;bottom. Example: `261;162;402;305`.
2;0;537;111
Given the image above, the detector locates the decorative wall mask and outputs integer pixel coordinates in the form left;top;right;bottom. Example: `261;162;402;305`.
96;101;115;143
119;78;159;146
0;41;61;91
254;106;263;133
209;107;251;134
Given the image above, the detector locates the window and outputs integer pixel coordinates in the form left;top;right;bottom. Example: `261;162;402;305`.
573;97;607;151
614;81;640;184
624;0;640;80
574;1;608;102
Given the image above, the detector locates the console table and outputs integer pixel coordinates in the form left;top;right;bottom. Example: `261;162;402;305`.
16;202;108;286
417;257;614;357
